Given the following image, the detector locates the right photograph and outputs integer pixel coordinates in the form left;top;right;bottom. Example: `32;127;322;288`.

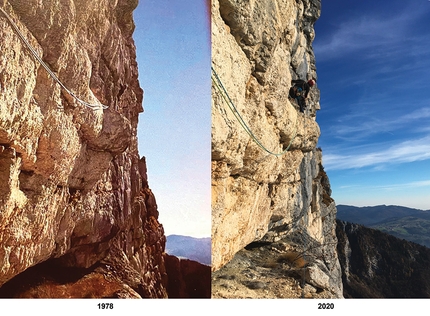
211;0;430;299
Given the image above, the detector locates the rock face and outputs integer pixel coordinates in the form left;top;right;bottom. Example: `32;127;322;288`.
0;1;166;297
164;254;211;298
212;0;342;297
336;220;430;298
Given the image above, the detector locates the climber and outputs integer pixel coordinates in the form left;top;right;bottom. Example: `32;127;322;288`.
289;78;315;113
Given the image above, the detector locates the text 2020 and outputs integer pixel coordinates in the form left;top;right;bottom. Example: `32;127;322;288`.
318;303;334;309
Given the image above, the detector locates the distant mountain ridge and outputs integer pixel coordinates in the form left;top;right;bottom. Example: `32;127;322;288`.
337;205;430;248
165;235;211;266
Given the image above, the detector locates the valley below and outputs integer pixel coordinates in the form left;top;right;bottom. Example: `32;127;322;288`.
337;205;430;248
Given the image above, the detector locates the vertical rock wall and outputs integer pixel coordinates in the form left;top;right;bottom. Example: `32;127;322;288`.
0;0;166;297
212;0;342;297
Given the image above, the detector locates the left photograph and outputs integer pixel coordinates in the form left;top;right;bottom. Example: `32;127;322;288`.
0;0;211;298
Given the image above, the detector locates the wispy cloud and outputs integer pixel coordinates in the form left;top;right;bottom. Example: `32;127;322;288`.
323;134;430;170
401;107;430;120
338;180;430;192
375;180;430;190
325;107;430;142
315;7;430;62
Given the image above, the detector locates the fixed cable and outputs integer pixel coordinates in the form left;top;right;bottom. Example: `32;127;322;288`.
0;6;107;110
212;65;297;156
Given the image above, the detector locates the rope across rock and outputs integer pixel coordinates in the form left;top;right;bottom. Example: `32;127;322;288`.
0;6;108;111
212;65;299;157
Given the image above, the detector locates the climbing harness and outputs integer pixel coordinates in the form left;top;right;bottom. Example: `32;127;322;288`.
294;86;304;97
0;6;108;110
211;65;298;156
291;88;305;112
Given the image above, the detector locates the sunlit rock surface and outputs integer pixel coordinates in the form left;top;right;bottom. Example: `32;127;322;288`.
0;0;166;297
211;0;342;298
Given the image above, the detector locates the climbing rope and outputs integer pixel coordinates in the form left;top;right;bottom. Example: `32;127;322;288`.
303;105;308;147
211;65;298;156
0;6;108;110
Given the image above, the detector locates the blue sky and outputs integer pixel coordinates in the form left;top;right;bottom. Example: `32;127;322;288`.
133;0;211;237
314;0;430;210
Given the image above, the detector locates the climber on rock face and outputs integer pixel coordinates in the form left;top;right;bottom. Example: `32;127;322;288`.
289;78;315;113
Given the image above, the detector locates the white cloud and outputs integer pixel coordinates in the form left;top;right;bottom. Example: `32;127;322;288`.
314;8;430;62
323;134;430;170
337;179;430;192
377;180;430;190
326;107;430;142
402;107;430;121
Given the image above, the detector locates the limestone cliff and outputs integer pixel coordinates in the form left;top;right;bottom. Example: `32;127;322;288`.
0;0;166;297
212;0;342;297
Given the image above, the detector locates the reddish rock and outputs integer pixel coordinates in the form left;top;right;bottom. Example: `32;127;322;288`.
164;254;211;298
0;0;166;297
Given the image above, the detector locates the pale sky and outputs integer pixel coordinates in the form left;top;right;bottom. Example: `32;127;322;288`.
133;0;211;237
